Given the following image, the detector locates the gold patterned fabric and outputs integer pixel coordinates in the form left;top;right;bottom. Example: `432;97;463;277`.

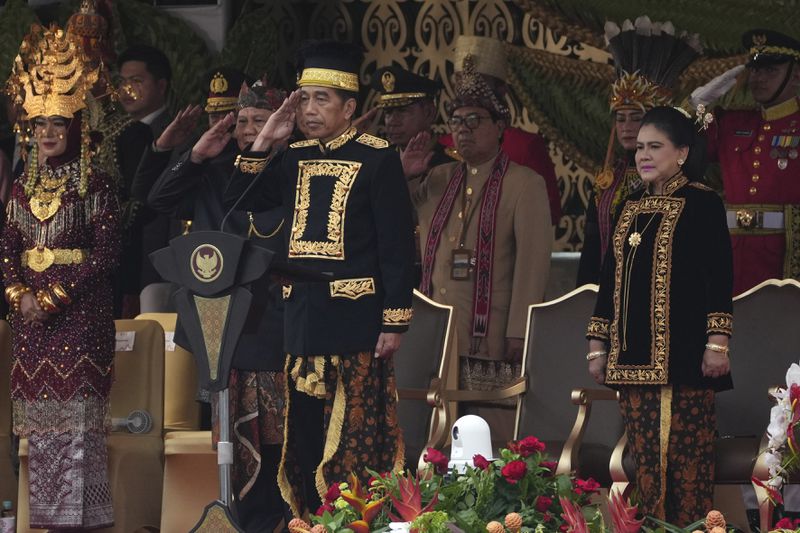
289;160;361;260
329;277;375;300
618;386;716;526
235;155;269;174
382;307;413;326
586;316;610;341
278;353;403;517
194;295;231;381
297;67;359;92
706;313;733;337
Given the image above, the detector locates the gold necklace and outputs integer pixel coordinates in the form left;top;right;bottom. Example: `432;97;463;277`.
30;166;70;222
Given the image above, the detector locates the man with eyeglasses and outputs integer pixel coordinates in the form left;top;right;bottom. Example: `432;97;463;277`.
404;56;553;443
438;35;561;226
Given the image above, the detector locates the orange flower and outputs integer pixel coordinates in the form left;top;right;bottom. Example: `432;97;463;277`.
340;473;385;529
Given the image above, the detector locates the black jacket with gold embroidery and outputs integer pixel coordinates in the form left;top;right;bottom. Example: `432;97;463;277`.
586;176;734;391
224;127;415;355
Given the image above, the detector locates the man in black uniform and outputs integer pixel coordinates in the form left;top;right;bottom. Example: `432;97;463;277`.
209;40;415;516
148;80;289;531
371;65;450;170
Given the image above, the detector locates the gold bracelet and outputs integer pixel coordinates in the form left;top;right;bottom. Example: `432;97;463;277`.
705;342;729;355
586;350;607;361
50;282;72;306
36;289;60;314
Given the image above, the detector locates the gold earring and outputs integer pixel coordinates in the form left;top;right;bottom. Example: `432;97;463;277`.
677;158;685;166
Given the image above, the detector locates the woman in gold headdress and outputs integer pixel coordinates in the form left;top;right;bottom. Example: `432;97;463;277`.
2;24;120;529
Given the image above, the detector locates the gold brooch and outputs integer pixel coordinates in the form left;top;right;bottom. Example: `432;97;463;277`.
381;71;395;92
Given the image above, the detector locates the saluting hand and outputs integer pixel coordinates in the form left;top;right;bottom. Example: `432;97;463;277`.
190;112;235;164
401;131;434;179
252;90;301;152
352;107;379;134
156;104;202;151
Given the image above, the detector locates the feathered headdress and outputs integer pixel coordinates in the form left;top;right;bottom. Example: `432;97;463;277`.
605;16;702;112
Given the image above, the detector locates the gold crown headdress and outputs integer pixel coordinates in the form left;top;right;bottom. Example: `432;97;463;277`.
7;24;99;120
6;24;99;198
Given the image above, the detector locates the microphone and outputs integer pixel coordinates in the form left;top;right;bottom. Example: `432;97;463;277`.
220;162;267;233
111;409;153;434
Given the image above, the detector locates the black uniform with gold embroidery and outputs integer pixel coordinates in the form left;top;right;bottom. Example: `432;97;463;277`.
225;126;415;355
586;176;734;391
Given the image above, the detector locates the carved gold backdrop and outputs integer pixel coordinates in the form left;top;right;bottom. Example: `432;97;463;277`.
260;0;612;252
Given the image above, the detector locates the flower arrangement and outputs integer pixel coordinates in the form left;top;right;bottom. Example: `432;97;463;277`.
755;363;800;504
433;436;601;533
287;435;734;533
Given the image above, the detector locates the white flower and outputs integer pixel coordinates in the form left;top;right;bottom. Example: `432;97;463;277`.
786;363;800;387
768;405;789;448
768;475;784;488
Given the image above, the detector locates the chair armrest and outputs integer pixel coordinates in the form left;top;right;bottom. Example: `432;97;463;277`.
439;377;528;404
556;387;619;478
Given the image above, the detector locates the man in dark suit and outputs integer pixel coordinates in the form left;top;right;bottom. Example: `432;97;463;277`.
215;41;415;517
114;45;173;315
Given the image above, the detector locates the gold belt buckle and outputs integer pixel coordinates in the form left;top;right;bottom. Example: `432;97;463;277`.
736;209;762;229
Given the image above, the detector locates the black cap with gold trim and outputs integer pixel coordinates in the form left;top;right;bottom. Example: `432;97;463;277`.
296;40;363;93
204;66;248;114
371;66;441;108
743;29;800;67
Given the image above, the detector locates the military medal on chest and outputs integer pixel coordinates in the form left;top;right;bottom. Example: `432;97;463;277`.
770;133;800;170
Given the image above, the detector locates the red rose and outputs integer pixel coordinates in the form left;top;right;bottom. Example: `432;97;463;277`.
316;503;334;516
424;447;449;475
573;477;601;495
473;454;491;470
535;495;553;512
539;460;558;476
501;460;527;484
517;436;546;457
542;512;552;523
324;483;341;502
775;518;794;529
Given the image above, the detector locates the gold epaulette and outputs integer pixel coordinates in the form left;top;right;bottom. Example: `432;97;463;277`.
356;133;390;149
234;154;268;174
689;182;713;191
289;139;320;149
445;146;463;161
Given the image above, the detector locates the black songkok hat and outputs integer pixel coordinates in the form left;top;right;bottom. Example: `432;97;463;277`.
204;66;248;113
371;65;441;108
743;29;800;67
295;40;363;93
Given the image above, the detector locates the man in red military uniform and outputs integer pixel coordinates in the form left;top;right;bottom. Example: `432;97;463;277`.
439;36;562;225
692;29;800;294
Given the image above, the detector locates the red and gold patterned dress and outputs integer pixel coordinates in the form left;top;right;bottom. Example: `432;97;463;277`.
1;157;120;529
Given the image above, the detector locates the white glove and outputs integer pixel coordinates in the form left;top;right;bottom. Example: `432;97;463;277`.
689;64;746;108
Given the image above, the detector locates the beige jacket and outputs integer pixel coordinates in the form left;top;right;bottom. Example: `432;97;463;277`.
411;157;553;360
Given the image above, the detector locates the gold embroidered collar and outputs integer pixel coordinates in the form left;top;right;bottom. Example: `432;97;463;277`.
322;126;358;152
651;173;689;196
762;97;799;122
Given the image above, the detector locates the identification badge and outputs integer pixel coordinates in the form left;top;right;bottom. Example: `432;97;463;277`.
451;248;472;280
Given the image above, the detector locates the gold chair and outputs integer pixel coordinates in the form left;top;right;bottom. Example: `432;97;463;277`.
435;285;623;484
394;290;456;470
160;430;218;533
136;312;201;431
17;320;166;532
0;321;16;508
515;285;622;484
